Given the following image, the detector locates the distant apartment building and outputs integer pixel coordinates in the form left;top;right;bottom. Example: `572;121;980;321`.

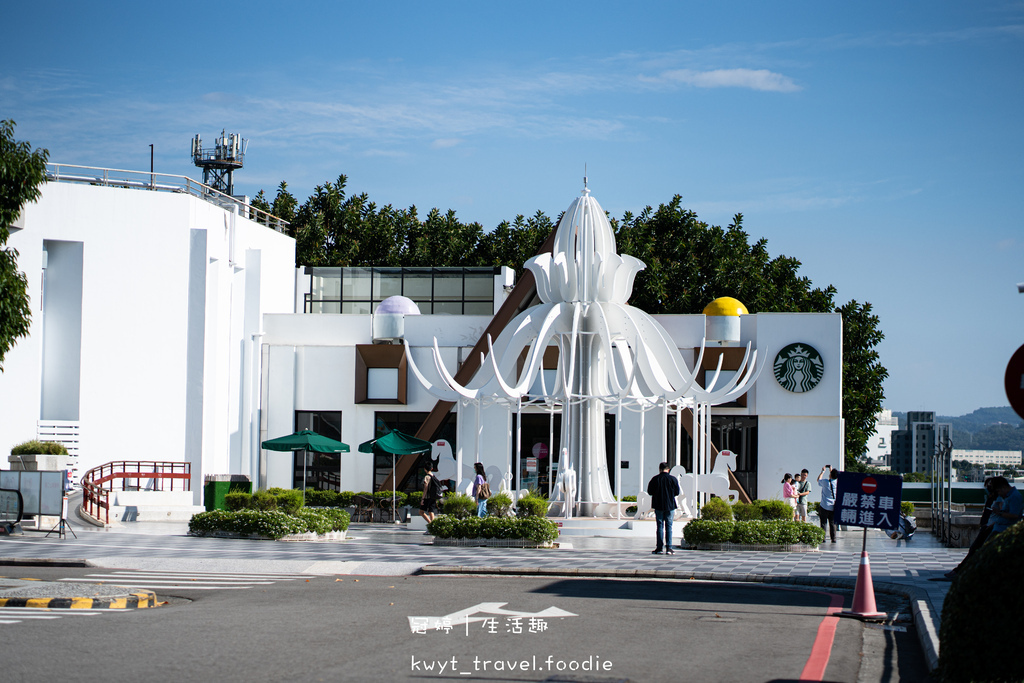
865;409;898;468
890;411;953;474
952;449;1023;468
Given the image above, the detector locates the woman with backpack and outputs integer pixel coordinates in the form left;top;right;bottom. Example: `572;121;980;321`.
419;463;442;523
473;462;490;517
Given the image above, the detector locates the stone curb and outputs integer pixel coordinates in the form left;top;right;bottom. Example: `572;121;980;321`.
0;557;92;567
0;590;159;609
418;565;940;672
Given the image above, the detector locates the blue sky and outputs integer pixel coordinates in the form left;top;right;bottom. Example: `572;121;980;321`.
3;1;1023;417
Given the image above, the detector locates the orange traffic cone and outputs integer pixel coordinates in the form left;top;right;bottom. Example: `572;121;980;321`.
841;550;886;620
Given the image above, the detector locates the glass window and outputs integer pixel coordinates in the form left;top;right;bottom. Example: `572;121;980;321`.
367;368;399;400
293;411;343;492
433;301;462;315
464;273;493;299
464;301;493;316
373;268;403;299
342;268;372;299
403;269;432;298
433;274;463;301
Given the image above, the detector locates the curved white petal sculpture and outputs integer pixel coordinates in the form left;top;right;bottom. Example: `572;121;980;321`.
407;187;761;515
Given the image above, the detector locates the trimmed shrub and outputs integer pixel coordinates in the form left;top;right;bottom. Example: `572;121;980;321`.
441;492;476;519
515;494;549;518
900;501;915;517
224;492;252;511
338;491;355;507
731;502;761;521
303;490;340;507
272;489;304;515
250;490;278;512
683;520;734;546
756;499;794;521
406;491;423;509
939;521;1024;683
188;507;349;539
700;497;733;521
732;520;780;544
426;514;559;543
10;440;68;456
486;492;514;517
682;519;824;547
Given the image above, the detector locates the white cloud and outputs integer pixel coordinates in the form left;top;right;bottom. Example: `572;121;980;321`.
648;68;801;92
431;138;463;149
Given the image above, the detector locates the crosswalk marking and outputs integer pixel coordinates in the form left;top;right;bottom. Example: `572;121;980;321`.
58;570;313;591
0;607;123;626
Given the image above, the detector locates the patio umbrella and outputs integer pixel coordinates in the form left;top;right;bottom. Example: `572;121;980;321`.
262;430;350;502
358;430;431;521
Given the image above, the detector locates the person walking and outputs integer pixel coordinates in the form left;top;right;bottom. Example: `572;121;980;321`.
419;463;442;523
817;465;839;543
647;462;681;554
782;473;797;519
472;462;490;518
795;469;812;522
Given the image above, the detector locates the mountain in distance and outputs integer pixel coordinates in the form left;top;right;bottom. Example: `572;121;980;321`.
893;407;1024;451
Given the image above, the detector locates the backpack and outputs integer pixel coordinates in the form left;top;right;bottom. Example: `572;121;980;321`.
426;475;442;500
478;482;492;500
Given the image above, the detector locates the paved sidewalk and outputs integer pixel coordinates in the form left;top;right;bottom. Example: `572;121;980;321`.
2;511;961;672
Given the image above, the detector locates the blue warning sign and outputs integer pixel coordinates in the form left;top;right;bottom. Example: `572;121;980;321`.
833;472;903;531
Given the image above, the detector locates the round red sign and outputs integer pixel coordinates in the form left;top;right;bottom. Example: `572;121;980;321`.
861;477;878;494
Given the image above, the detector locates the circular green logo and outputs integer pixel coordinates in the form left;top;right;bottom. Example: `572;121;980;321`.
773;343;824;393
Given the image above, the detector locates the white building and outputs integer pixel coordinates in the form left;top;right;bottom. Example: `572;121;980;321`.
865;409;898;468
0;167;295;500
2;167;845;506
952;449;1023;468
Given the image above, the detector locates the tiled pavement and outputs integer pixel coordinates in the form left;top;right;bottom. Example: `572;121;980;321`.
1;515;963;671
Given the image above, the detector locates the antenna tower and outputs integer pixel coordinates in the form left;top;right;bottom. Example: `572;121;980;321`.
191;130;247;195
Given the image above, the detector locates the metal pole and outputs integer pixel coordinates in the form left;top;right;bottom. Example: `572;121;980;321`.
149;144;154;189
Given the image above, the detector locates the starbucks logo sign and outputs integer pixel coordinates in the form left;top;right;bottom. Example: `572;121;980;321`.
773;343;824;393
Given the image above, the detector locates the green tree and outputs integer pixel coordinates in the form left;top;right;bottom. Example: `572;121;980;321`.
612;197;885;462
0;120;48;371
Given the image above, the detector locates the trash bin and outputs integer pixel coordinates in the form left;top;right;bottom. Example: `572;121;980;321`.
203;475;252;511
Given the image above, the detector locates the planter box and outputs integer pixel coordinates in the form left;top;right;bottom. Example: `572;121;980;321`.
694;542;820;552
432;537;555;548
189;529;347;542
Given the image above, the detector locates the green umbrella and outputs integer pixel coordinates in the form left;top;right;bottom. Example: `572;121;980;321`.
262;430;350;502
358;430;431;522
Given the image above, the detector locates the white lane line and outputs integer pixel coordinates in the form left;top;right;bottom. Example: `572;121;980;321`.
91;572;303;579
60;577;275;585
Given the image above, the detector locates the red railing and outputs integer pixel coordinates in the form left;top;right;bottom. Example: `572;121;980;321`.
81;461;191;525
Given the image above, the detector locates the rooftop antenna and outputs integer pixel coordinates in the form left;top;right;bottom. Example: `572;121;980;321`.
583;163;589;193
191;130;247;196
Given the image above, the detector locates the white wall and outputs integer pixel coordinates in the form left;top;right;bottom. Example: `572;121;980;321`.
0;181;295;501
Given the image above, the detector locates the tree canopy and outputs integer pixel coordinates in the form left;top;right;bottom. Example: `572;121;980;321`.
0;120;48;371
257;177;888;461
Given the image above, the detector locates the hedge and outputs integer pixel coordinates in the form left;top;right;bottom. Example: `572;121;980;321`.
426;514;559;543
939;521;1023;683
700;497;733;521
683;519;825;547
189;507;349;539
10;440;69;456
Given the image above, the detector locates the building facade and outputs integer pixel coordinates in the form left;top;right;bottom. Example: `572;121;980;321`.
890;411;953;474
0;168;295;499
2;169;846;508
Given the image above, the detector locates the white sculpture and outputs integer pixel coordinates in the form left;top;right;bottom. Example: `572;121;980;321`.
549;456;577;519
406;186;762;517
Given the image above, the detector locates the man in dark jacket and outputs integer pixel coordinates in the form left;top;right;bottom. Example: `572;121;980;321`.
647;461;681;554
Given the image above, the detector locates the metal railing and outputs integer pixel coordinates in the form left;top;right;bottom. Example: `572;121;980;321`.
45;163;289;233
81;461;191;525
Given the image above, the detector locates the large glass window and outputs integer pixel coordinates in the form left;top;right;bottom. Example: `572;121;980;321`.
304;266;500;315
373;412;457;492
293;411;343;492
667;414;758;499
511;413;617;499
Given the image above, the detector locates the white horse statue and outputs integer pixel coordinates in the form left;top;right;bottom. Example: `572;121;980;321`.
676;450;737;504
